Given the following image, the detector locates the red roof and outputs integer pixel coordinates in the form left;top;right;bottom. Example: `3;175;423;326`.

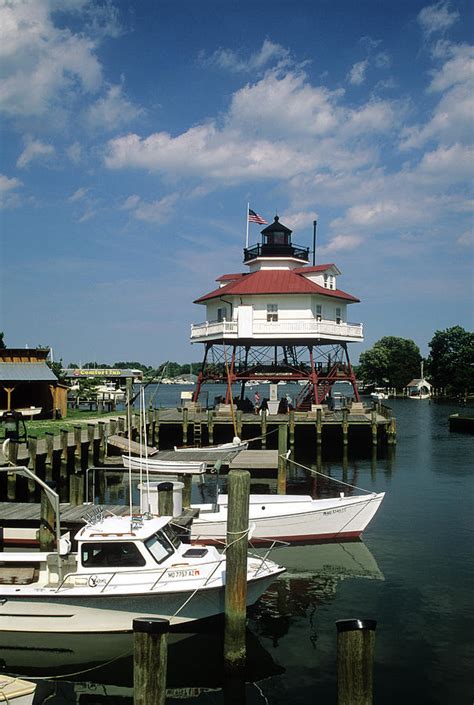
293;264;335;273
194;269;359;303
215;273;246;282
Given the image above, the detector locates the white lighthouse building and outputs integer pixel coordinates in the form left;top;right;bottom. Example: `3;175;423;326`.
191;216;363;408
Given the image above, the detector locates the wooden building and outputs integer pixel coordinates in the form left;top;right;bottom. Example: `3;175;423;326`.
0;348;67;419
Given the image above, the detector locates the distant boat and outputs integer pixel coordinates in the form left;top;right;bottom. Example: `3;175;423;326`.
174;438;248;454
371;388;389;400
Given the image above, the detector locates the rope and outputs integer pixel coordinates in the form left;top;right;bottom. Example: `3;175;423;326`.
285;456;374;495
16;647;133;681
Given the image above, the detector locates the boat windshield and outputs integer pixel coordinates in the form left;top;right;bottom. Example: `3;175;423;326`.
162;523;181;549
145;530;176;564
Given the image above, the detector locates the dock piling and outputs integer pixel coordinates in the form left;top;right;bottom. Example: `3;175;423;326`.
133;617;169;705
158;481;174;516
277;424;288;494
336;618;377;705
39;481;56;551
224;468;250;672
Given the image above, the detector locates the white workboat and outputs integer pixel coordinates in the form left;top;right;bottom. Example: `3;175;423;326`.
190;492;385;544
0;469;283;635
370;388;389;400
122;455;207;474
174;438;248;453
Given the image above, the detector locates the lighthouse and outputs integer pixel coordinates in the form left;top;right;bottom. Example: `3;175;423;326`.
190;216;363;409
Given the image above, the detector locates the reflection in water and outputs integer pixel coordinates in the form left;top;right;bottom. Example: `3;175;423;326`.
249;540;383;647
0;627;283;704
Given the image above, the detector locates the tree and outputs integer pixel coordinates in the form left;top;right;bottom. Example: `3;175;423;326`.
46;359;68;383
0;332;5;349
427;326;474;395
358;336;422;389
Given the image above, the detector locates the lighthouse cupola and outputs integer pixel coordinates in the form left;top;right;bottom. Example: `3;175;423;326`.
244;215;309;272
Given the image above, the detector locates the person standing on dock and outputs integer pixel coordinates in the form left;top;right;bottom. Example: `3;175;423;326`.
254;390;261;414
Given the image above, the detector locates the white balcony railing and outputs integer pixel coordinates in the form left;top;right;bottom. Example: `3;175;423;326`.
190;318;363;341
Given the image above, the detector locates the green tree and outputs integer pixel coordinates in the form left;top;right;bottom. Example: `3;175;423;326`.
358;336;422;389
427;326;474;395
46;359;68;383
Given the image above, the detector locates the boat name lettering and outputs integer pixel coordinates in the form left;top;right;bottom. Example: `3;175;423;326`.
88;575;108;587
322;508;347;515
167;569;200;578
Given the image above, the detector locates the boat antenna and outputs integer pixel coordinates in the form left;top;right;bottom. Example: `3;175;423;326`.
312;220;317;266
126;387;133;520
140;384;151;513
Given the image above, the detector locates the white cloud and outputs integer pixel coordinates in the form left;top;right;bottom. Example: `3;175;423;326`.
122;194;179;224
17;138;55;169
0;0;102;117
68;187;90;203
86;83;143;130
457;230;473;247
67;142;82;164
348;60;368;85
202;39;289;73
321;234;363;253
418;2;459;37
0;173;22;208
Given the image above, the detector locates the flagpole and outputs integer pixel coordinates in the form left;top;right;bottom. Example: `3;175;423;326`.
245;202;250;249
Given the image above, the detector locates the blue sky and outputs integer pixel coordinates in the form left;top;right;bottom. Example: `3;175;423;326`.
0;0;472;366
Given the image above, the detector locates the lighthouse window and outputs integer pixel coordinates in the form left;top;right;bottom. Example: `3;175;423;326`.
267;304;278;322
336;307;342;324
316;305;322;321
217;307;226;322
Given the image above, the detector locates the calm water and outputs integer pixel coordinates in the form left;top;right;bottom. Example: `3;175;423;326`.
3;388;473;704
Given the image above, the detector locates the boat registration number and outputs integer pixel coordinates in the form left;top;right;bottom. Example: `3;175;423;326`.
322;507;347;515
166;569;200;579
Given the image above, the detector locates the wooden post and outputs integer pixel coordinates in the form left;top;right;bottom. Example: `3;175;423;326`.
236;409;243;439
98;422;106;464
224;469;250;672
182;407;189;446
69;473;84;506
27;436;38;492
289;409;295;448
207;409;214;445
39;482;56;551
180;475;192;508
133;617;169;705
387;417;397;445
6;441;19;500
260;411;267;449
316;408;323;446
109;418;117;438
371;410;378;446
45;432;54;481
336;619;377;705
117;416;125;435
342;408;349;447
74;426;82;471
150;410;157;447
59;428;69;480
158;481;174;516
87;424;95;466
277;424;288;495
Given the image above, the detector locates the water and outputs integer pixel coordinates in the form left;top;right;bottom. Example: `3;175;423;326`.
3;391;473;704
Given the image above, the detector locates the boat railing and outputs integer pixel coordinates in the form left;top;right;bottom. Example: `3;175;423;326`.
248;538;290;577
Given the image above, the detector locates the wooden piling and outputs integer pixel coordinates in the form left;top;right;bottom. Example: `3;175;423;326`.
6;441;19;499
74;426;82;470
182;407;188;446
236;410;243;439
260;411;267;449
87;424;95;466
59;428;69;481
316;408;323;445
117;416;125;435
158;481;174;516
39;482;56;551
133;617;169;705
27;436;38;490
277;424;288;495
69;473;84;506
180;475;192;508
45;432;54;480
98;422;106;464
224;468;250;672
336;618;377;705
342;408;349;447
370;410;378;446
207;409;214;445
289;409;295;448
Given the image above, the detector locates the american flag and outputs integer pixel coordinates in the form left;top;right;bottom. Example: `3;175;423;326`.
248;208;268;225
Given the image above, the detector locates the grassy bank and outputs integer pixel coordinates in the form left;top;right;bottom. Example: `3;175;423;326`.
1;409;125;440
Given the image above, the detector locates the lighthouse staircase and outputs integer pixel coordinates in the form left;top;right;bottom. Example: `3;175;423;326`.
294;363;357;410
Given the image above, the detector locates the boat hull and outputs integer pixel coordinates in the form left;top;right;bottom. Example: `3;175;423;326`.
191;493;385;544
0;572;280;634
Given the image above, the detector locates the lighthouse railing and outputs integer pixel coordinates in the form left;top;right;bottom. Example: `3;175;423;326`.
191;318;363;341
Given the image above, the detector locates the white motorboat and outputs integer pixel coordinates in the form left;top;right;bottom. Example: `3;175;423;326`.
0;468;284;635
173;437;248;454
190;492;385;544
122;455;207;474
370;388;389;400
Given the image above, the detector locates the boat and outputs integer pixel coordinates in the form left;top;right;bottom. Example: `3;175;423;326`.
406;363;431;400
190;491;385;544
122;455;207;474
95;382;125;401
139;481;384;544
173;437;248;454
0;675;36;704
0;467;284;634
370;388;388;400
